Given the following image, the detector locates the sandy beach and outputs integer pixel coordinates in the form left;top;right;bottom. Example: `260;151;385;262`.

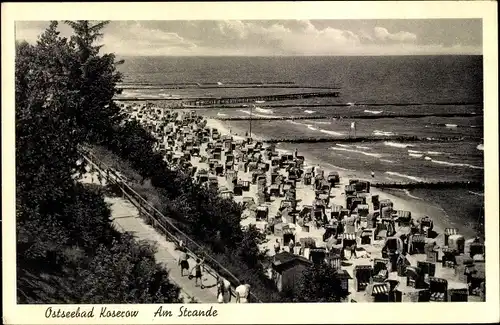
206;117;460;238
117;103;484;302
200;117;481;302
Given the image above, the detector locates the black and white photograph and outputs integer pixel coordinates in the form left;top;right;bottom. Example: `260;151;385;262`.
3;1;499;324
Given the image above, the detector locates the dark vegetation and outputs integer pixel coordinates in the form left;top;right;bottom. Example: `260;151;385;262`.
16;20;347;303
16;21;180;303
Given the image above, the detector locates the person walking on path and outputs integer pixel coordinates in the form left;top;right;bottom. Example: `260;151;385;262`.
235;284;251;303
190;258;205;287
216;277;233;303
177;239;184;250
178;248;190;277
222;277;232;303
217;278;225;303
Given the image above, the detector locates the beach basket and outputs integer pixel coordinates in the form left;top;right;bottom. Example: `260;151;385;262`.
428;277;448;302
448;288;468;302
354;265;373;292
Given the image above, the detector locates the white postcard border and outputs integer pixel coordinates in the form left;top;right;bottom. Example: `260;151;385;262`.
2;1;498;324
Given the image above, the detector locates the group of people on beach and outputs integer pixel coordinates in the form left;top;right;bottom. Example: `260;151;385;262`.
177;244;251;303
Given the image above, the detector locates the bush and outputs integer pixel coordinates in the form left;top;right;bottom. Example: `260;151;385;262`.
292;263;348;302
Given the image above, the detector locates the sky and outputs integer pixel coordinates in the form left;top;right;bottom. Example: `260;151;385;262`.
15;19;482;56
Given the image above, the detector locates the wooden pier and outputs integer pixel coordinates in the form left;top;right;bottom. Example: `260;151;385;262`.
118;85;340;90
114;91;340;105
119;81;296;86
182;91;340;106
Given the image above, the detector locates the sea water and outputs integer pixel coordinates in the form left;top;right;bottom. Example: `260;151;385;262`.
118;55;484;233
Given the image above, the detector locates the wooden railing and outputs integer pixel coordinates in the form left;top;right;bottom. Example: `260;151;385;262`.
78;147;263;303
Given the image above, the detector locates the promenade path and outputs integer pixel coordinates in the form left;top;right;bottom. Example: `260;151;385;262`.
79;172;219;304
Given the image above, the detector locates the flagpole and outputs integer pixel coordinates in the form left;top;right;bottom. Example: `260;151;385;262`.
249;104;253;141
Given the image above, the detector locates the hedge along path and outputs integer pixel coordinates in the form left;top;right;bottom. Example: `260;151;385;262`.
78;147;263;303
100;197;198;303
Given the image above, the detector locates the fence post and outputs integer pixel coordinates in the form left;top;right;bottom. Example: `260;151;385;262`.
137;197;143;220
152;210;158;229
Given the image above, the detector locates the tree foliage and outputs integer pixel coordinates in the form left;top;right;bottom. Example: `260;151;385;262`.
16;21;180;303
292;263;348;302
71;235;181;304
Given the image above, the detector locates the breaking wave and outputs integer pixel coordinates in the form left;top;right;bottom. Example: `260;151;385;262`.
238;109;276;118
373;130;396;136
364;110;383;114
320;129;344;136
431;159;483;170
325;163;352;172
255;107;274;114
287;120;342;136
384;141;413;148
217;112;227;116
477;144;484;151
304;110;316;114
404;189;423;200
385;171;425;182
409;153;423;158
468;190;484;197
331;146;383;158
445;124;458;128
